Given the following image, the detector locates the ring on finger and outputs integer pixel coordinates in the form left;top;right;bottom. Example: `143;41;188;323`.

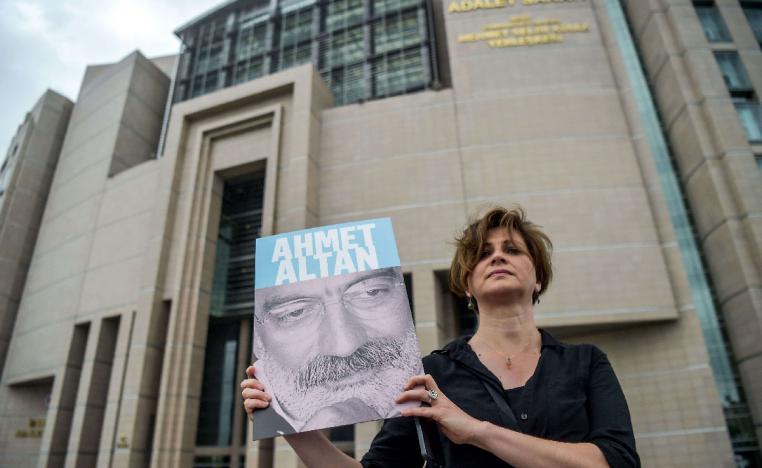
427;388;439;402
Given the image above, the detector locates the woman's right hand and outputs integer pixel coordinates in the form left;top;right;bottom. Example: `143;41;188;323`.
240;364;272;420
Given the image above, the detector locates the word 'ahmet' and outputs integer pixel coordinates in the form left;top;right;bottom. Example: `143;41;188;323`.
272;224;378;285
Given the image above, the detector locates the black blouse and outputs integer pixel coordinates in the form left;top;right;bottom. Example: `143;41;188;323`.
361;330;640;468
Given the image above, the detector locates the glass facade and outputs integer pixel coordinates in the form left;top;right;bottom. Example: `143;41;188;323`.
196;174;266;467
174;0;439;106
609;0;760;464
742;1;762;46
715;51;753;93
695;2;732;42
736;102;762;142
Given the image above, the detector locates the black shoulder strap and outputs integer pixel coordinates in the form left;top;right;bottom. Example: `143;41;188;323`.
480;380;521;431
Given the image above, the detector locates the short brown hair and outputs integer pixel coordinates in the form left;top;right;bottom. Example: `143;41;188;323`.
449;206;553;305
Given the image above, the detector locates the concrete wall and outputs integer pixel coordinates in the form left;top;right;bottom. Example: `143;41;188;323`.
1;0;760;466
624;0;762;450
0;90;73;378
0;51;170;468
310;1;734;465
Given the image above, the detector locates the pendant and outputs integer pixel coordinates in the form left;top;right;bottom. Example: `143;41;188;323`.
506;357;512;368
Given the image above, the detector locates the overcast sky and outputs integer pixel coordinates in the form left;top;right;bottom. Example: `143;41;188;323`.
0;0;221;166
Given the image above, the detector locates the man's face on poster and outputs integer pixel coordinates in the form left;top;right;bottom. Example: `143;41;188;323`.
254;267;421;430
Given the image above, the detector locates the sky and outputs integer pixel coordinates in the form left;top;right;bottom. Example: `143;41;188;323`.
0;0;222;165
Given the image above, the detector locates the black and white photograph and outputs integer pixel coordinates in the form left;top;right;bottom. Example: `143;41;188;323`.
252;266;422;438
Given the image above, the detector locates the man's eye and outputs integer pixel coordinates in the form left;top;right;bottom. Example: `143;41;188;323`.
269;303;318;324
361;287;390;298
345;277;396;301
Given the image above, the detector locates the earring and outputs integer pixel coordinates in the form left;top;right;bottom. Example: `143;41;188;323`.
467;296;475;311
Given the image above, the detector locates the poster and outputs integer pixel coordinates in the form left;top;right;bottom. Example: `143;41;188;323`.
252;218;423;439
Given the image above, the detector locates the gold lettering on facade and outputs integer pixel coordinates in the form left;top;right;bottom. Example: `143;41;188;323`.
14;418;45;438
449;0;577;13
522;0;576;4
448;0;510;13
457;13;589;48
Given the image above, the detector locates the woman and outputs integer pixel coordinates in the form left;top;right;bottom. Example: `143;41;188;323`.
242;207;640;467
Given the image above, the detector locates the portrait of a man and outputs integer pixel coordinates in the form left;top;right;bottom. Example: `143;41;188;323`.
252;266;423;439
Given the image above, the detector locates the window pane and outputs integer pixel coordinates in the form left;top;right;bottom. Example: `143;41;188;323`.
320;26;364;69
742;5;762;45
196;321;240;446
237;23;267;59
374;11;422;54
736;102;762;142
326;62;366;105
233;57;265;84
373;49;427;97
374;0;420;16
279;9;313;46
714;51;752;90
326;0;364;31
696;5;732;42
174;0;436;105
275;42;312;70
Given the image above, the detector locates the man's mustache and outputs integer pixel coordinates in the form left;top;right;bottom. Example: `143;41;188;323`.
296;338;403;390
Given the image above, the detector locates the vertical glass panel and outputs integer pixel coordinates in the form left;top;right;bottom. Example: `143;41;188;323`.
204;73;220;94
196;321;239;446
210;175;264;317
696;4;732;42
374;0;420;16
325;0;364;31
191;75;205;98
605;0;761;462
374;11;422;54
277;42;312;69
233;57;265;84
328;62;366;105
714;51;752;90
174;0;436;105
193;455;232;468
742;5;762;46
279;8;313;45
373;49;426;97
320;26;364;68
237;23;268;59
735;102;762;142
211;223;231;316
403;272;414;320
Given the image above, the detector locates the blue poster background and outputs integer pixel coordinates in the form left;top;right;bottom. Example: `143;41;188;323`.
255;218;400;289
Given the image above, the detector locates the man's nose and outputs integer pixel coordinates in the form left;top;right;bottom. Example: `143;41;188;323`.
317;299;369;357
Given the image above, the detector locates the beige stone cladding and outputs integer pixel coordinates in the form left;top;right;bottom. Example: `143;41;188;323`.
0;89;72;465
0;0;758;466
0;90;73;379
0;51;170;467
316;0;733;465
623;0;762;450
143;65;331;468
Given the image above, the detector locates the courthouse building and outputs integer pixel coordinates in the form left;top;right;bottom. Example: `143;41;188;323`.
1;0;762;466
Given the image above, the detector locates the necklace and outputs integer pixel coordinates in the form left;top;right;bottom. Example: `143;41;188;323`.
475;332;538;369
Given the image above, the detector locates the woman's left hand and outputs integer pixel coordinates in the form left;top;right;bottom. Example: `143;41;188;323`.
395;374;484;445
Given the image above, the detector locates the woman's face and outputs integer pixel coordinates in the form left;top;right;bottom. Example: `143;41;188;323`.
467;228;540;305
